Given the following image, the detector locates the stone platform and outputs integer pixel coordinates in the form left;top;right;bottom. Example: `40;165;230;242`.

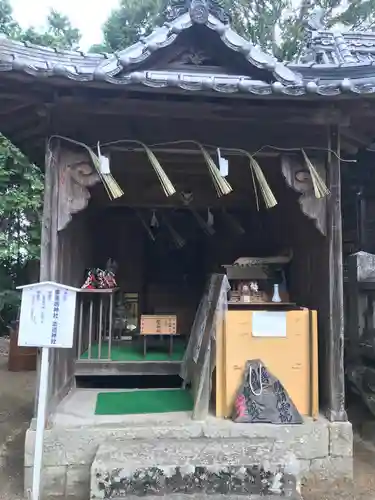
91;439;301;499
24;389;353;499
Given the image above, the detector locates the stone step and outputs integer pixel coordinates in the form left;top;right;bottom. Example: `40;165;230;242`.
90;438;301;499
101;496;302;500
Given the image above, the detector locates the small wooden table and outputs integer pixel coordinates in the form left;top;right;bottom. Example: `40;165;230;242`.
142;333;176;358
140;314;177;358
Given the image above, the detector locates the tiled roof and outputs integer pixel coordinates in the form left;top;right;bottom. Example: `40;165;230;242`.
0;12;299;86
303;31;375;65
300;7;375;66
2;2;375;97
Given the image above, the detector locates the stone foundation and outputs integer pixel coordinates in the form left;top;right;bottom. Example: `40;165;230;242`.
24;413;353;499
91;439;301;498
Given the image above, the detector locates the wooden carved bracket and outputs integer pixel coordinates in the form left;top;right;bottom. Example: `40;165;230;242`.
281;154;327;236
57;150;100;232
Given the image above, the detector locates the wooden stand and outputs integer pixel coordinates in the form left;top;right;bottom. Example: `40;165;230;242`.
142;334;175;358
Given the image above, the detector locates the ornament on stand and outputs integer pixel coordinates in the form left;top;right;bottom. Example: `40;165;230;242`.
81;269;98;289
81;260;118;290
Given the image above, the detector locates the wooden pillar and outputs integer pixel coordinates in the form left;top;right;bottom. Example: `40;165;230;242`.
326;125;347;422
346;253;361;365
33;139;60;417
357;190;367;251
40;141;56;282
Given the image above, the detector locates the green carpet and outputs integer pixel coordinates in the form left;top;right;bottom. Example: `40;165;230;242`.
80;342;185;361
95;389;193;415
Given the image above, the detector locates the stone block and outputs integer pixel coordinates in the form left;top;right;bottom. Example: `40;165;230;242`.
22;417;339;499
25;428;68;467
91;463;299;499
25;425;205;468
91;440;301;499
65;465;90;499
92;496;300;500
66;465;91;497
93;439;301;473
329;421;353;457
25;418;329;470
309;456;353;480
24;465;67;498
202;418;329;460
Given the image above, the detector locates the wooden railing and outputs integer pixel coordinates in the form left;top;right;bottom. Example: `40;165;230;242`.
181;273;229;420
74;288;183;377
76;289;117;361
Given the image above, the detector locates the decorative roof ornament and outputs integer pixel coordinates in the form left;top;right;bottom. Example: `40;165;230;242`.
299;8;326;63
165;0;231;25
190;0;210;24
304;7;325;32
300;7;357;64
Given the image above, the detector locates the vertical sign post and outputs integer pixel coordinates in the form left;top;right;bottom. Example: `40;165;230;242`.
17;281;79;500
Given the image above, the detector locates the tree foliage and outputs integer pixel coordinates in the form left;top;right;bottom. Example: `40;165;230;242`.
0;136;44;330
101;0;375;60
0;0;81;49
0;1;81;333
17;10;81;49
0;135;43;262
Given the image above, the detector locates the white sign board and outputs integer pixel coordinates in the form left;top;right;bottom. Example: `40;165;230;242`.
16;281;80;500
252;311;287;338
17;281;79;349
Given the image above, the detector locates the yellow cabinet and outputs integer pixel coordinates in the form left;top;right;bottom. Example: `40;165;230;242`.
216;308;319;419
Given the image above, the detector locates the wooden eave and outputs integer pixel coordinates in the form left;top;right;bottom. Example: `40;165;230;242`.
2;8;375;164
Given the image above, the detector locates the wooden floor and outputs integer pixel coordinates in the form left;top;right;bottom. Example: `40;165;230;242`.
76;339;186;376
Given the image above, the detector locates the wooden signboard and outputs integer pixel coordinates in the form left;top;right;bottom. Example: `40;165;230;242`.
140;315;177;335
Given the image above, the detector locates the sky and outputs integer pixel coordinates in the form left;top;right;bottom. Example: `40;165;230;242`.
11;0;120;49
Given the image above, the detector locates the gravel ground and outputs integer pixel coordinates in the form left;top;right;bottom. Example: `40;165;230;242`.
0;335;375;499
0;338;35;500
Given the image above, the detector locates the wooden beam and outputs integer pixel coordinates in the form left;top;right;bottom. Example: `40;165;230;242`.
109;147;280;158
0;102;37;116
326;125;347;422
54;97;348;126
50;116;329;152
341;128;373;147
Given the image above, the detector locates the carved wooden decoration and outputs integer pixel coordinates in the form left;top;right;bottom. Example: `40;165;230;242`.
170;48;213;66
281;154;327;235
57;149;100;232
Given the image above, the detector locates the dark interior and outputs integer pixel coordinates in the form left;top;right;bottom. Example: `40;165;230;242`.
64;154;329;403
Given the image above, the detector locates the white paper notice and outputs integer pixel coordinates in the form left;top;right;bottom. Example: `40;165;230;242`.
99;155;111;174
252;311;287;338
217;148;229;177
18;283;77;348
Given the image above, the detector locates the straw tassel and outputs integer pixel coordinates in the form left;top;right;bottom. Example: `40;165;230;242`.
239;151;277;209
51;136;123;200
301;149;330;198
120;140;176;197
186;141;232;197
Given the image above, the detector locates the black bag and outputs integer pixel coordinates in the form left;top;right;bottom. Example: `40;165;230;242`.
232;359;303;424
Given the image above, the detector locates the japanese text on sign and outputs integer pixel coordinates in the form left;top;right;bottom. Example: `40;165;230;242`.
18;283;78;348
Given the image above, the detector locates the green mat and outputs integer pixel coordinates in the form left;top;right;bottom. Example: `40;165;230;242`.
95;389;193;415
80;342;185;362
